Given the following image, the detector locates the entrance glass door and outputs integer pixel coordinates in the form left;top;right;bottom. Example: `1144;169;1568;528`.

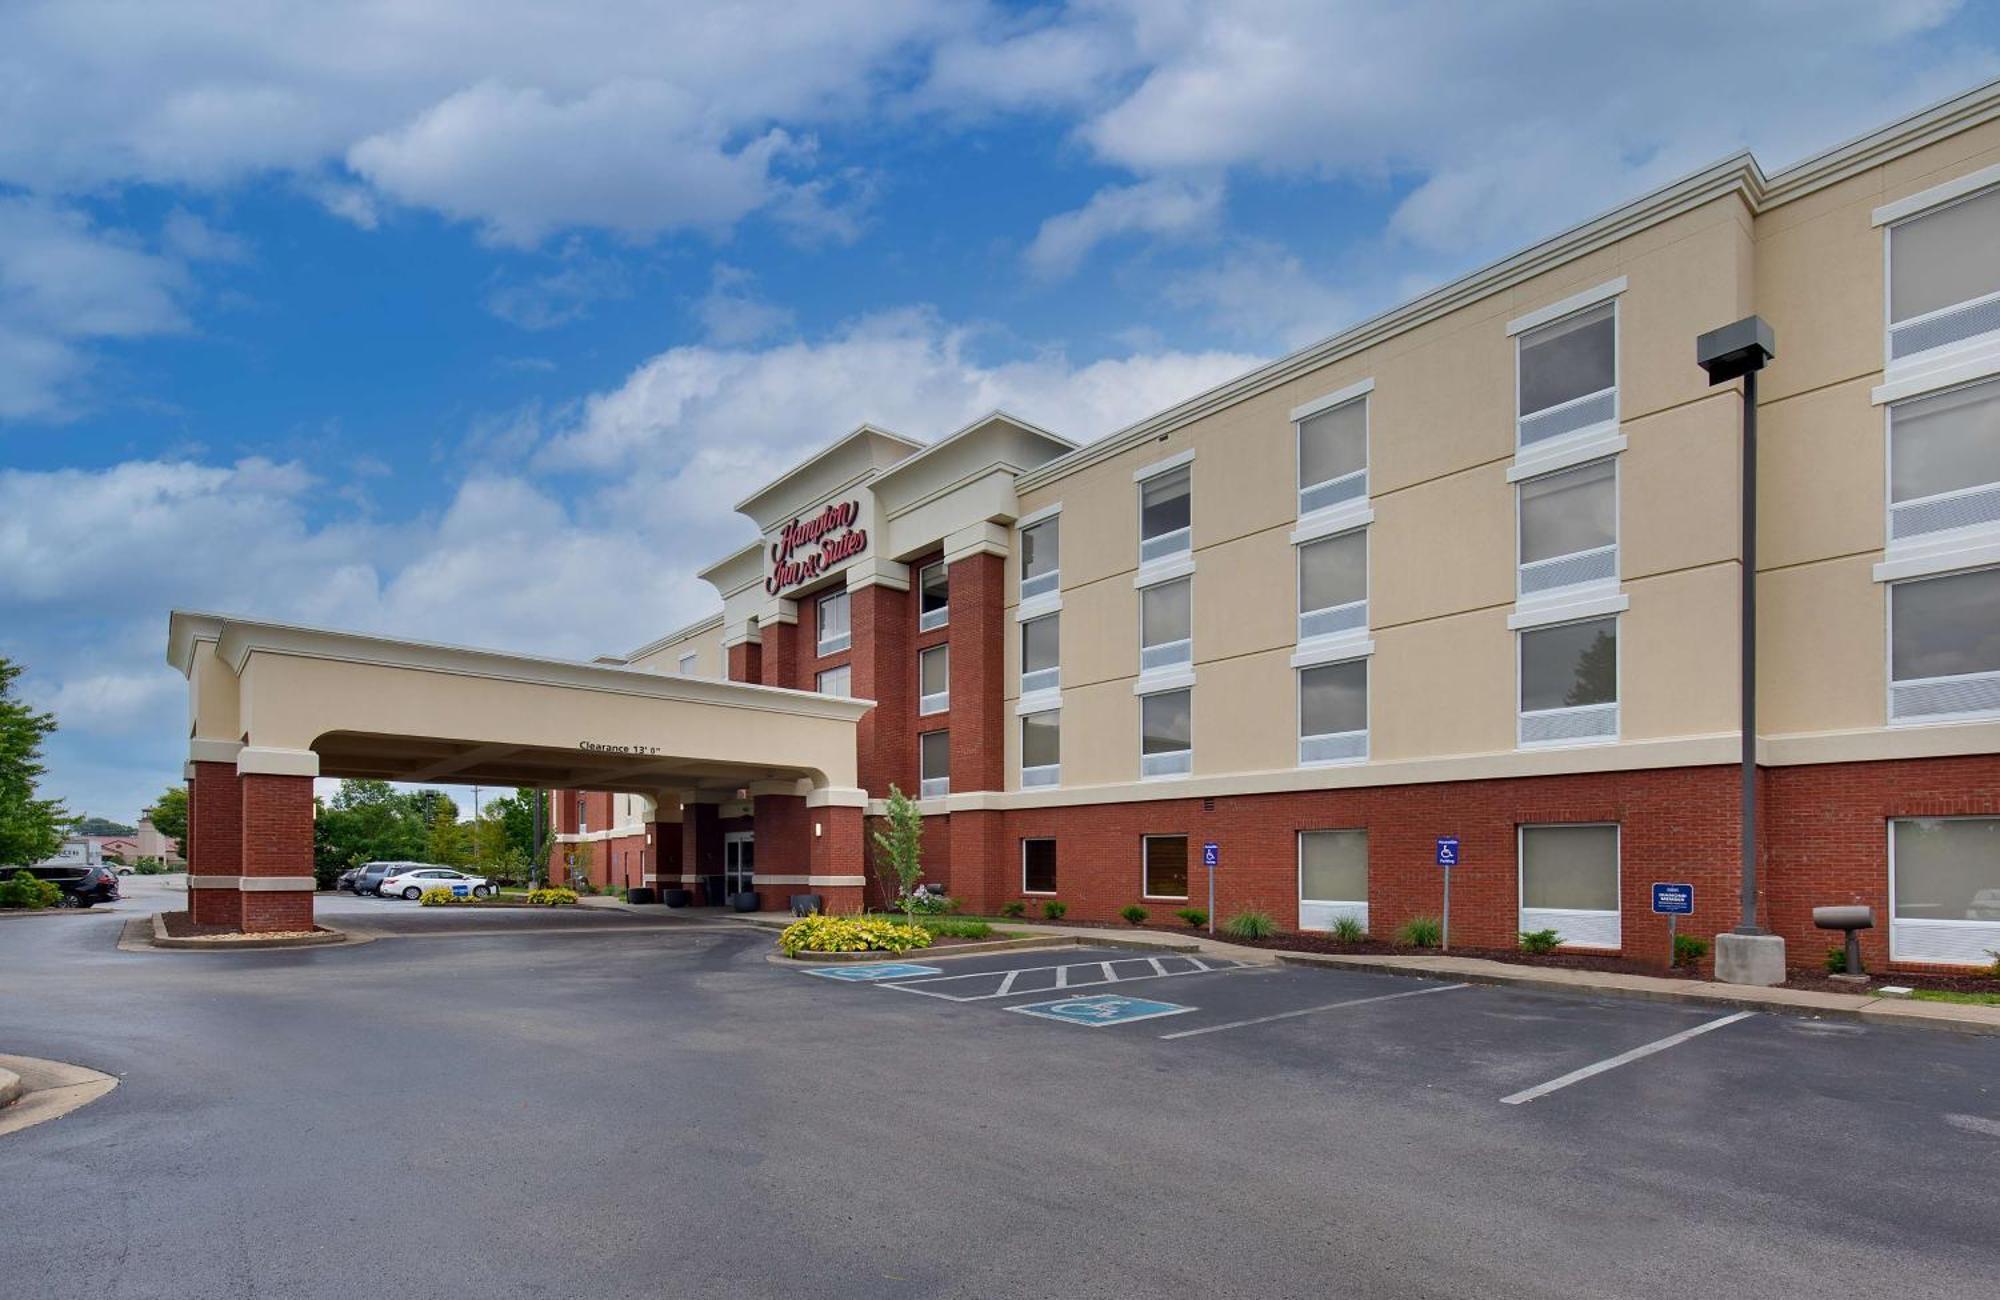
723;833;755;899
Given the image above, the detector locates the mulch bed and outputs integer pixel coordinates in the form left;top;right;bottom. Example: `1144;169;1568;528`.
1782;969;2000;996
159;911;335;941
1215;929;1703;979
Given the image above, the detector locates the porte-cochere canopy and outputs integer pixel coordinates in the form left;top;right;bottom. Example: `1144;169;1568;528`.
165;611;875;932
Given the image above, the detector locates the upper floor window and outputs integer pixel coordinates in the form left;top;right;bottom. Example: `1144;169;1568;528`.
1519;615;1618;746
918;561;949;631
1887;181;2000;365
1888;377;2000;543
1296;394;1367;517
1140;687;1192;778
1021;709;1060;788
1298;658;1368;765
1298;529;1367;642
1021;613;1060;696
1890;565;2000;722
919;730;950;799
678;651;698;676
1139;465;1192;565
816;589;851;656
1517;301;1616;448
919;644;950;715
1518;458;1617;598
1140;577;1192;674
816;665;851;698
1021;516;1060;601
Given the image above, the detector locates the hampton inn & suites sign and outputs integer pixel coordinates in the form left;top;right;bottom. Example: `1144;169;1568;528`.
766;500;867;595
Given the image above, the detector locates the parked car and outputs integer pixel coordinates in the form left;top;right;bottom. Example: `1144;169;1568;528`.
352;861;421;897
379;867;492;901
335;865;371;894
17;861;121;907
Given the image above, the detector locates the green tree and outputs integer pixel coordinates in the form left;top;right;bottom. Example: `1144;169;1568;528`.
0;658;70;867
312;779;433;884
76;815;135;836
870;784;925;921
486;788;549;864
426;805;472;867
146;787;188;853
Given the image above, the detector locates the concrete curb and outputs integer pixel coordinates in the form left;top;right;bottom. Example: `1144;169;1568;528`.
0;1054;118;1138
783;935;1069;962
0;1067;21;1109
1271;951;2000;1035
143;912;354;951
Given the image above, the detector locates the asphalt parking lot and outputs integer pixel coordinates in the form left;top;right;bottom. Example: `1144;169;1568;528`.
4;911;1997;1299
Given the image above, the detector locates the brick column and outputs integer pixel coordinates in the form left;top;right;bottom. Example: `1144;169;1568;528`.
947;810;1006;916
681;803;724;904
753;792;811;913
238;773;316;933
946;550;1005;794
646;820;681;888
848;582;910;797
809;803;867;916
761;621;801;690
727;640;762;683
187;760;242;927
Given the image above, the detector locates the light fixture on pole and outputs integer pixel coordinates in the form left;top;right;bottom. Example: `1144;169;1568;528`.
1696;315;1785;986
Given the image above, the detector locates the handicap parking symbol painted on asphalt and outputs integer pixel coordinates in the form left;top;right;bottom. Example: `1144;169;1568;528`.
1005;994;1194;1027
804;962;944;981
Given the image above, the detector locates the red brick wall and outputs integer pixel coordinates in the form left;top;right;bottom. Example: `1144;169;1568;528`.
809;804;866;914
727;640;761;684
850;581;911;796
761;621;801;690
238;773;315;933
188;761;242;927
945;551;1004;794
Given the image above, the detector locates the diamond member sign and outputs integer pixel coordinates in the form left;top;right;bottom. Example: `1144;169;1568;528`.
766;500;867;595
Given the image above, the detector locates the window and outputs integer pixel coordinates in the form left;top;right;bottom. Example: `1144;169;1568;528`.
1517;301;1616;448
1889;566;2000;721
1140;688;1192;777
1889;817;2000;964
1022;838;1058;894
1519;824;1620;949
1298;830;1368;930
919;644;950;715
1143;835;1189;899
1139;465;1192;564
1519;616;1617;745
1298;529;1367;641
1887;182;2000;364
1518;458;1617;597
817;589;851;656
1021;516;1060;601
918;561;949;631
919;730;950;799
1021;710;1060;787
1297;396;1367;516
1299;659;1367;764
576;797;587;834
1021;613;1059;695
1887;378;2000;542
678;651;698;676
816;665;851;698
1140;577;1192;673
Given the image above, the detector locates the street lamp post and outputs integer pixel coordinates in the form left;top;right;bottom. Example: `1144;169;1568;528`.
1696;316;1785;986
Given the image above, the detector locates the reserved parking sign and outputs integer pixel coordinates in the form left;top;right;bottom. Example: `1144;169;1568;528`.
1651;883;1694;915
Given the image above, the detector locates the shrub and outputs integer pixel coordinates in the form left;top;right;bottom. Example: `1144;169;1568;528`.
1673;934;1710;967
1220;910;1276;940
1519;928;1562;955
1174;907;1208;929
925;917;992;940
780;914;932;957
525;887;578;907
1397;915;1443;948
134;857;169;875
1041;900;1067;921
419;887;468;907
1328;915;1366;943
1824;946;1847;974
0;869;61;910
898;888;954;916
1119;904;1149;926
1000;901;1027;919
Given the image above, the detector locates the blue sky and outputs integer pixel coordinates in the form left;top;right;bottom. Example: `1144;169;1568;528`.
3;0;1998;823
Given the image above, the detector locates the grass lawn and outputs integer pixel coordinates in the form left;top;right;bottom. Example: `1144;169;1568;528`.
860;913;1026;941
1908;988;2000;1006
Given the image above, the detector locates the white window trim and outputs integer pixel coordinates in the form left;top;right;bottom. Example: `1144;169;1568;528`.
816;590;851;656
1879;172;2000;386
1296;524;1369;648
1131;448;1195;483
1514;455;1621;610
1133;553;1196;589
1885;568;2000;725
1294;384;1371;523
1518;822;1622;950
1290;636;1374;669
1296;661;1369;768
1291;503;1375;546
1877;382;2000;574
1137;689;1193;779
1020;611;1060;698
1020;711;1061;790
1015;688;1062;717
1516;615;1621;749
1871;337;2000;406
1887;816;2000;965
1132;667;1197;696
1505;277;1627;337
1017;507;1061;606
918;645;950;716
1014;591;1063;622
1016;500;1062;528
1290;376;1374;423
1142;834;1191;901
917;561;949;632
1872;160;2000;227
1507;590;1628;631
918;730;950;800
1506;428;1627;483
1021;838;1059;896
1298;830;1369;932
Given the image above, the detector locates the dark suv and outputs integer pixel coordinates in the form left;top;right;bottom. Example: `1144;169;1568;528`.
19;861;121;907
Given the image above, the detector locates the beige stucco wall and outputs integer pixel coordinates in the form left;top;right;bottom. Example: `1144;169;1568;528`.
630;620;726;679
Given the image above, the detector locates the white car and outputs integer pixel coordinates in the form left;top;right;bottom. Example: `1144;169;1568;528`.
379;867;492;901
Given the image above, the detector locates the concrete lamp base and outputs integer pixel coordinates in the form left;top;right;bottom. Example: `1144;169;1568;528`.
1714;932;1787;987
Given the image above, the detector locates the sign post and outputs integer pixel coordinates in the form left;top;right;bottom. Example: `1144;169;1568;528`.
1435;837;1459;951
1202;842;1219;936
1651;882;1694;968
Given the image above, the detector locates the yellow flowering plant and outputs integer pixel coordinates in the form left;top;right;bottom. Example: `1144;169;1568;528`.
779;914;932;957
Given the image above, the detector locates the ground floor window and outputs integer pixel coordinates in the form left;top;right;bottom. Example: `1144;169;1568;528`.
1143;834;1189;899
1518;823;1620;949
1298;829;1368;931
1023;838;1057;894
919;730;950;799
1890;816;2000;964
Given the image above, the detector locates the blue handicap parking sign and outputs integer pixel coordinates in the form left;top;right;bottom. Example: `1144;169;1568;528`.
452;884;469;896
804;962;943;982
1202;842;1220;868
1651;883;1694;915
1435;836;1459;867
1005;994;1194;1027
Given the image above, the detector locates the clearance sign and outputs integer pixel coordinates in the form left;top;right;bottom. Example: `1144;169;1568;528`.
766;500;867;595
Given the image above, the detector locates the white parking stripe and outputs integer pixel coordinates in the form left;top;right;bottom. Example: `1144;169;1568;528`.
1159;982;1467;1039
1100;961;1117;982
1055;965;1069;989
995;970;1018;997
1499;1011;1756;1105
883;955;1250;1001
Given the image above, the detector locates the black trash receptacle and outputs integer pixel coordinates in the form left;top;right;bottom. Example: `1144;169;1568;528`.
627;886;658;905
663;888;693;908
790;893;824;917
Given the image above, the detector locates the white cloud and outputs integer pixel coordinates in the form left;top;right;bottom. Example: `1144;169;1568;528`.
483;239;634;331
1025;176;1223;279
1164;241;1355;350
693;264;796;345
